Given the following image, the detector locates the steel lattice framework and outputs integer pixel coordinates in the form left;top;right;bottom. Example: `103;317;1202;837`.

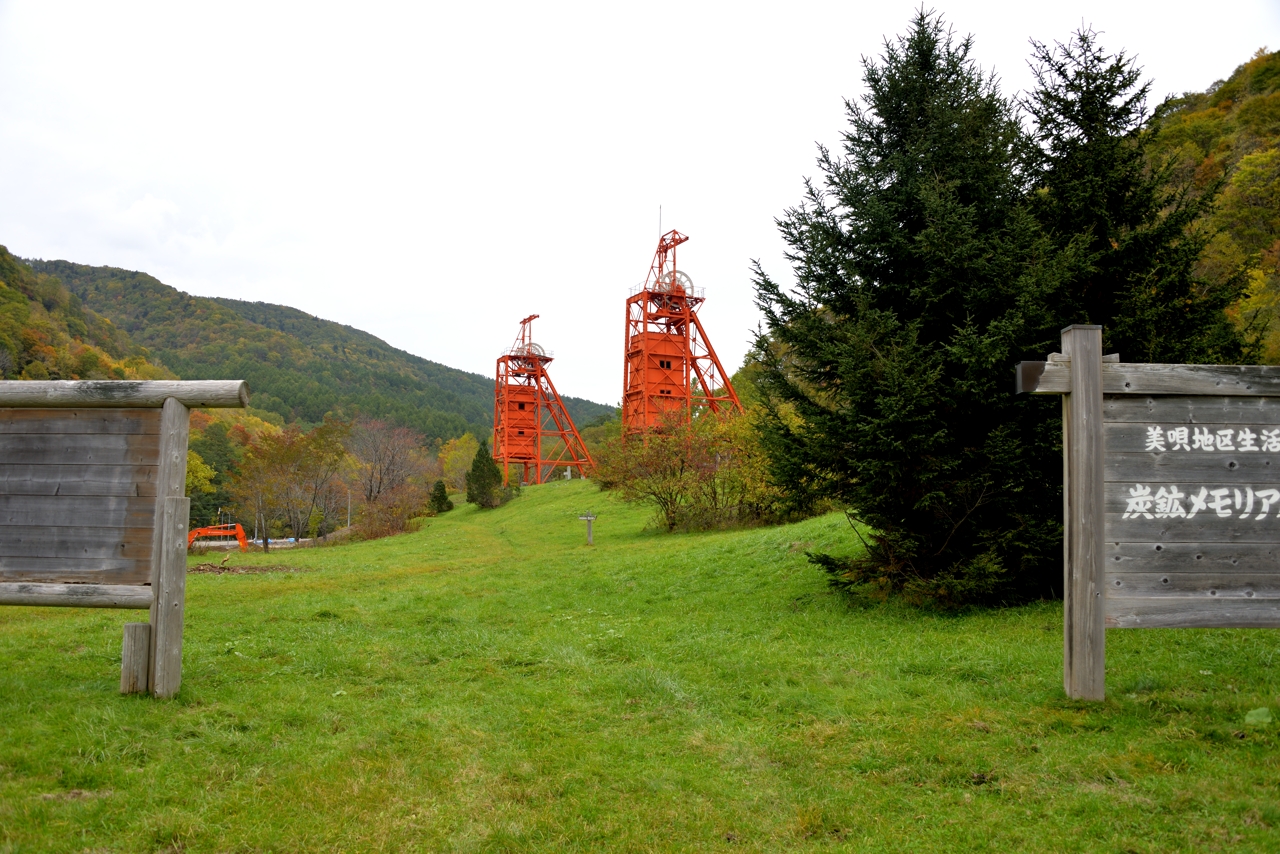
622;230;742;434
492;315;594;485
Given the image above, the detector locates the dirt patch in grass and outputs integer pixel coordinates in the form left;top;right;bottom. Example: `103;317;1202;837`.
189;563;310;575
39;790;112;801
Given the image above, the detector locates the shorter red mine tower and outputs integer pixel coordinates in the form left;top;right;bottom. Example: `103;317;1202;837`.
493;315;594;485
622;230;742;434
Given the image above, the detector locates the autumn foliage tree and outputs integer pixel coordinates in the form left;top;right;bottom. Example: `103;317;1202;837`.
230;418;352;548
346;417;435;536
595;412;784;532
439;433;480;492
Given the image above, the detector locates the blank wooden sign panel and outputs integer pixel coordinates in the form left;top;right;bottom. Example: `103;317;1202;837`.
0;408;160;586
0;380;248;697
1019;328;1280;699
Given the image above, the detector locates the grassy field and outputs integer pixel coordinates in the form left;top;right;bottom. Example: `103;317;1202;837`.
2;479;1279;852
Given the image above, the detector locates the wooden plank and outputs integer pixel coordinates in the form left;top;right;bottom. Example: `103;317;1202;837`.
1106;482;1280;543
1104;395;1280;425
149;398;190;698
0;380;248;409
0;581;152;609
1107;597;1280;628
1105;451;1280;481
0;408;160;434
0;494;155;527
0;527;153;559
150;496;189;698
1104;364;1280;397
1106;571;1280;598
0;556;151;585
120;623;150;694
0;465;156;497
1023;363;1280;397
0;433;159;466
1062;326;1106;701
1106;541;1280;573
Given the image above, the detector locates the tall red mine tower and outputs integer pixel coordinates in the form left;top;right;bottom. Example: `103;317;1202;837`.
493;315;594;485
622;230;742;434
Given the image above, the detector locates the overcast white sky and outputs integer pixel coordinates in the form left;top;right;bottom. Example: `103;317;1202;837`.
2;2;1278;406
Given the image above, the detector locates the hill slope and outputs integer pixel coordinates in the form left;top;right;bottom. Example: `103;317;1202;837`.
0;246;169;381
27;260;612;441
1149;48;1280;358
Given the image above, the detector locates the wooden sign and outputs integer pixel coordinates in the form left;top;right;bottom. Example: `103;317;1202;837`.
0;380;248;697
1018;326;1280;699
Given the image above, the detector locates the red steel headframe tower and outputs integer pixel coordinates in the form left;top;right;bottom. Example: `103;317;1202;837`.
493;315;594;485
622;230;742;434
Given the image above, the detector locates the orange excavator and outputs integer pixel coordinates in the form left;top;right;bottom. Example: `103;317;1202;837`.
188;523;249;552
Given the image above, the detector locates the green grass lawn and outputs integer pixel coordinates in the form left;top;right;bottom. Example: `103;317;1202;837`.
2;479;1278;852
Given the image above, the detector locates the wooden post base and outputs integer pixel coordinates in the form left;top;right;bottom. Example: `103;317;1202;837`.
120;622;150;694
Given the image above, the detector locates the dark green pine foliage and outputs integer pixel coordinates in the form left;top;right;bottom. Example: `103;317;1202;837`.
752;13;1067;604
1024;29;1252;362
465;440;506;508
428;480;454;514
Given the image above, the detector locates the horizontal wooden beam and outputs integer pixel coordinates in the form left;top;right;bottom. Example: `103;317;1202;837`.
0;581;152;609
1018;362;1280;397
1014;361;1052;394
0;380;249;409
1107;596;1280;628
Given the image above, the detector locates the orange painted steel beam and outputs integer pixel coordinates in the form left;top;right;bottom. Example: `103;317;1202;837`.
622;229;742;435
492;315;595;486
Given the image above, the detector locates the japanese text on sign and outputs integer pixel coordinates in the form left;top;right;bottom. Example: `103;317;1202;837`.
1143;426;1280;452
1122;484;1280;519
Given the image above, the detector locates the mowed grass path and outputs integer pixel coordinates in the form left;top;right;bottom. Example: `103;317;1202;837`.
2;479;1279;852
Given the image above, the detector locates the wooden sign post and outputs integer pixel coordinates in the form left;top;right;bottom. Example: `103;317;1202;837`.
1019;326;1280;699
578;512;597;545
0;380;248;697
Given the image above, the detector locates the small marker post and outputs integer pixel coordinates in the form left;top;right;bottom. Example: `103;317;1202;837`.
577;512;597;545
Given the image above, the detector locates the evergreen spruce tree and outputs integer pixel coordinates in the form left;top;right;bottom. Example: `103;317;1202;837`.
752;12;1066;603
1023;29;1252;362
428;479;454;514
753;17;1252;605
464;439;505;508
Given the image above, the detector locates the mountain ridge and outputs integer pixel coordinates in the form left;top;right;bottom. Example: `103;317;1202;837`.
26;259;613;442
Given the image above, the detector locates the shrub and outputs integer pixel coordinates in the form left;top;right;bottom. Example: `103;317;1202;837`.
428;480;454;514
594;411;787;532
465;439;517;508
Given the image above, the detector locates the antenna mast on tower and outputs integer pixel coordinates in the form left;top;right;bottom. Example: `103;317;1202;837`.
493;315;594;485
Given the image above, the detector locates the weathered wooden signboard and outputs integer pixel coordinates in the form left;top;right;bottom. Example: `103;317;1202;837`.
1018;325;1280;699
0;380;248;697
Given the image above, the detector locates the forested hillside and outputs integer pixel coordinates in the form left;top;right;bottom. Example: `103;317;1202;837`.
1150;49;1280;359
0;246;170;381
27;260;612;441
